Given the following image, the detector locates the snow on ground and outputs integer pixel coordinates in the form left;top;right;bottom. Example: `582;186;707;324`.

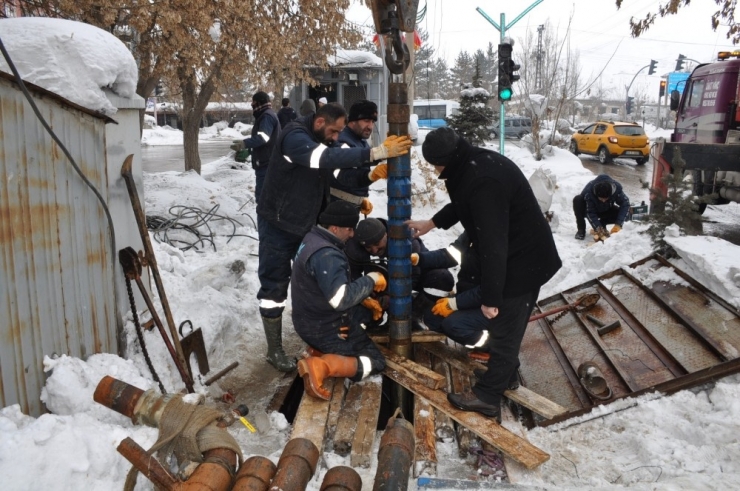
2;120;740;490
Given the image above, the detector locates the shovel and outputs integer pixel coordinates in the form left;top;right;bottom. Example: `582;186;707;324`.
178;320;210;376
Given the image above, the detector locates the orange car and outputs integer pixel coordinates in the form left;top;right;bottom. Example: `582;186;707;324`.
569;121;650;165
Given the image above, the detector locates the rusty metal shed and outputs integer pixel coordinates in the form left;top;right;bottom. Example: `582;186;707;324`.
0;72;145;416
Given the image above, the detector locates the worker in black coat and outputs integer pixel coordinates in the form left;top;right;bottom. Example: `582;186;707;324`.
406;127;562;422
573;174;630;241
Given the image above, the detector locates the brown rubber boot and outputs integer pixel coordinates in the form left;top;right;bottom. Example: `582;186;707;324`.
297;354;358;400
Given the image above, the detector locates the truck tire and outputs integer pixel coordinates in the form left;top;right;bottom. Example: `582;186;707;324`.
598;147;612;164
635;157;647;165
569;140;579;155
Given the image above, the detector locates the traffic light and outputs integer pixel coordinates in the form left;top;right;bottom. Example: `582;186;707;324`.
659;80;666;97
648;59;657;75
676;54;686;71
498;42;513;101
626;96;634;115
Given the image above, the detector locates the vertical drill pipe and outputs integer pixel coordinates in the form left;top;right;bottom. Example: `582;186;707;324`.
320;466;362;491
372;415;415;491
232;456;277;491
269;438;320;491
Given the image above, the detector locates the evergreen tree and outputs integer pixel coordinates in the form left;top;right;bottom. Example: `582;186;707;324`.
446;60;495;145
414;29;437;100
450;51;474;93
434;58;453;99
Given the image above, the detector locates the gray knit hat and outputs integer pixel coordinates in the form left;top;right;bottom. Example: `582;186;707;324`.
355;218;386;246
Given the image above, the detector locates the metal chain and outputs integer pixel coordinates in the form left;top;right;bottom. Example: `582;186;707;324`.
125;277;166;394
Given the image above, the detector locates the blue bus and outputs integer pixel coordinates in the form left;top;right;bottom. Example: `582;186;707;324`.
413;99;460;129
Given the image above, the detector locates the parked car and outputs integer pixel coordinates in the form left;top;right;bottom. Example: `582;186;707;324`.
569;120;649;165
489;117;532;139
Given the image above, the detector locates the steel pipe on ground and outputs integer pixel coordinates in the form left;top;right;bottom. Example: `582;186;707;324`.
269;438;320;491
372;414;415;491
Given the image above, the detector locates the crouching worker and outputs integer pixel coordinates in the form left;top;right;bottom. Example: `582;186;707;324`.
292;201;387;400
573;174;630;241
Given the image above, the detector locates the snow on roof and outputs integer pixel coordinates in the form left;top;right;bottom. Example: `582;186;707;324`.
327;49;382;68
0;17;138;116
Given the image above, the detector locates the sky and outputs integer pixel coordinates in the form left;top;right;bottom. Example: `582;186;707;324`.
348;0;740;100
3;15;740;491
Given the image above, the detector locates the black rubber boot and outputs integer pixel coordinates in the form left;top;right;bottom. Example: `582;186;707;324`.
261;316;296;372
575;229;586;240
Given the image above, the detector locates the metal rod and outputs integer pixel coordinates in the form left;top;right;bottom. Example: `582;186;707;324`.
204;361;240;386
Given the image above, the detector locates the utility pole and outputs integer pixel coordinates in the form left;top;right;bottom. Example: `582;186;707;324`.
476;1;544;154
535;24;544;92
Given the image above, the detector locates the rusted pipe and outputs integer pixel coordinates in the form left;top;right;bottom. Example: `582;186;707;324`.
320;466;362;491
232;456;276;491
372;413;415;491
269;438;320;491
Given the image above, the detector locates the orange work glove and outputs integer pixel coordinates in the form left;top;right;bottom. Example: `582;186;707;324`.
368;163;388;182
338;326;350;340
370;135;412;161
410;253;419;266
367;272;387;292
361;297;384;321
360;198;373;216
610;224;622;234
432;297;458;318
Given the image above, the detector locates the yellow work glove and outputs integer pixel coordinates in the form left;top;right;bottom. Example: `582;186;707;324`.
368;163;388;182
367;272;387;292
410;253;419;266
230;139;245;151
432;297;458;318
360;198;373;216
610;224;622;234
361;297;384;321
370;135;412;161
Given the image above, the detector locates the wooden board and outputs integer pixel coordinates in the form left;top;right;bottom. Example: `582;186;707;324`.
448;359;477;458
370;331;447;344
377;345;447;390
420;342;567;420
350;379;383;468
413;347;438;477
291;378;334;453
382;369;550;469
333;382;364;456
430;354;457;443
324;377;347;450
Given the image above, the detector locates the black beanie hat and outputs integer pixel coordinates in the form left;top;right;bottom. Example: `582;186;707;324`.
319;201;360;228
422;127;461;166
348;100;378;122
594;181;612;198
355;218;386;246
252;91;270;105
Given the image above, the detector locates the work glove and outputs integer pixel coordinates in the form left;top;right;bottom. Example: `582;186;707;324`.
593;227;610;242
338;326;350;340
367;272;387;292
432;297;458;318
610;224;622;234
230;139;245;151
370;135;412;161
361;297;384;321
410;253;419;266
368;163;388;182
360;198;373;216
240;128;250;136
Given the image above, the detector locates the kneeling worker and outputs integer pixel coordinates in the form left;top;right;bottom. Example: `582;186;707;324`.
292;201;387;400
573;174;630;241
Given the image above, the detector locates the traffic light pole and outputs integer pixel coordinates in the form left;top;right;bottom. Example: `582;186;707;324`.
477;0;543;154
624;62;654;118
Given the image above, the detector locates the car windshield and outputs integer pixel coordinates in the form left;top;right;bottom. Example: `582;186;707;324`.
614;125;645;136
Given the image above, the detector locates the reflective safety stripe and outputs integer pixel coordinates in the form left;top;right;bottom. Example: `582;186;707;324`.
423;287;450;298
259;299;286;310
310;144;328;168
283;155;293;163
329;284;346;309
360;356;373;379
333;169;341;178
341;143;350;148
446;245;462;265
465;330;489;349
258;131;270;142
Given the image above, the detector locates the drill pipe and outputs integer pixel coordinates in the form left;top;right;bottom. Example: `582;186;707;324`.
372;414;415;491
269;438;320;491
320;466;362;491
232;456;277;491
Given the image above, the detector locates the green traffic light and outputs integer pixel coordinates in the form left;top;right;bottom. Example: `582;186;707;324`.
499;87;513;101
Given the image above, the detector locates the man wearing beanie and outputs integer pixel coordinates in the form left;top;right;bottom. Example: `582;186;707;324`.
291;201;387;400
255;103;411;372
330;100;388;216
573;174;630;241
345;217;455;326
230;91;280;203
406;127;562;422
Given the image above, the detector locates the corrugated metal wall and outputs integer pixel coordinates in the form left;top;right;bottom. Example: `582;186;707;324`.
0;76;117;416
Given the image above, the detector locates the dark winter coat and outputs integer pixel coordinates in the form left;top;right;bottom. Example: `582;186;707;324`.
257;115;373;237
291;226;376;339
430;138;562;307
580;174;630;229
330;126;373;200
277;106;297;128
243;107;280;166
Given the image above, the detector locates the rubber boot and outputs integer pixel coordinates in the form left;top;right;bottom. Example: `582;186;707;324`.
300;346;324;359
297;354;358;400
261;316;296;372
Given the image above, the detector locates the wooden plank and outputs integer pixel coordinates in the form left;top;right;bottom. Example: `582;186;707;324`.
500;403;543;484
333;382;364;456
265;374;296;414
413;347;438;477
370;331;447;344
421;342;567;420
382;369;551;469
324;377;347;451
291;379;334;453
449;359;477;458
350;379;383;468
429;354;456;443
377;345;447;390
